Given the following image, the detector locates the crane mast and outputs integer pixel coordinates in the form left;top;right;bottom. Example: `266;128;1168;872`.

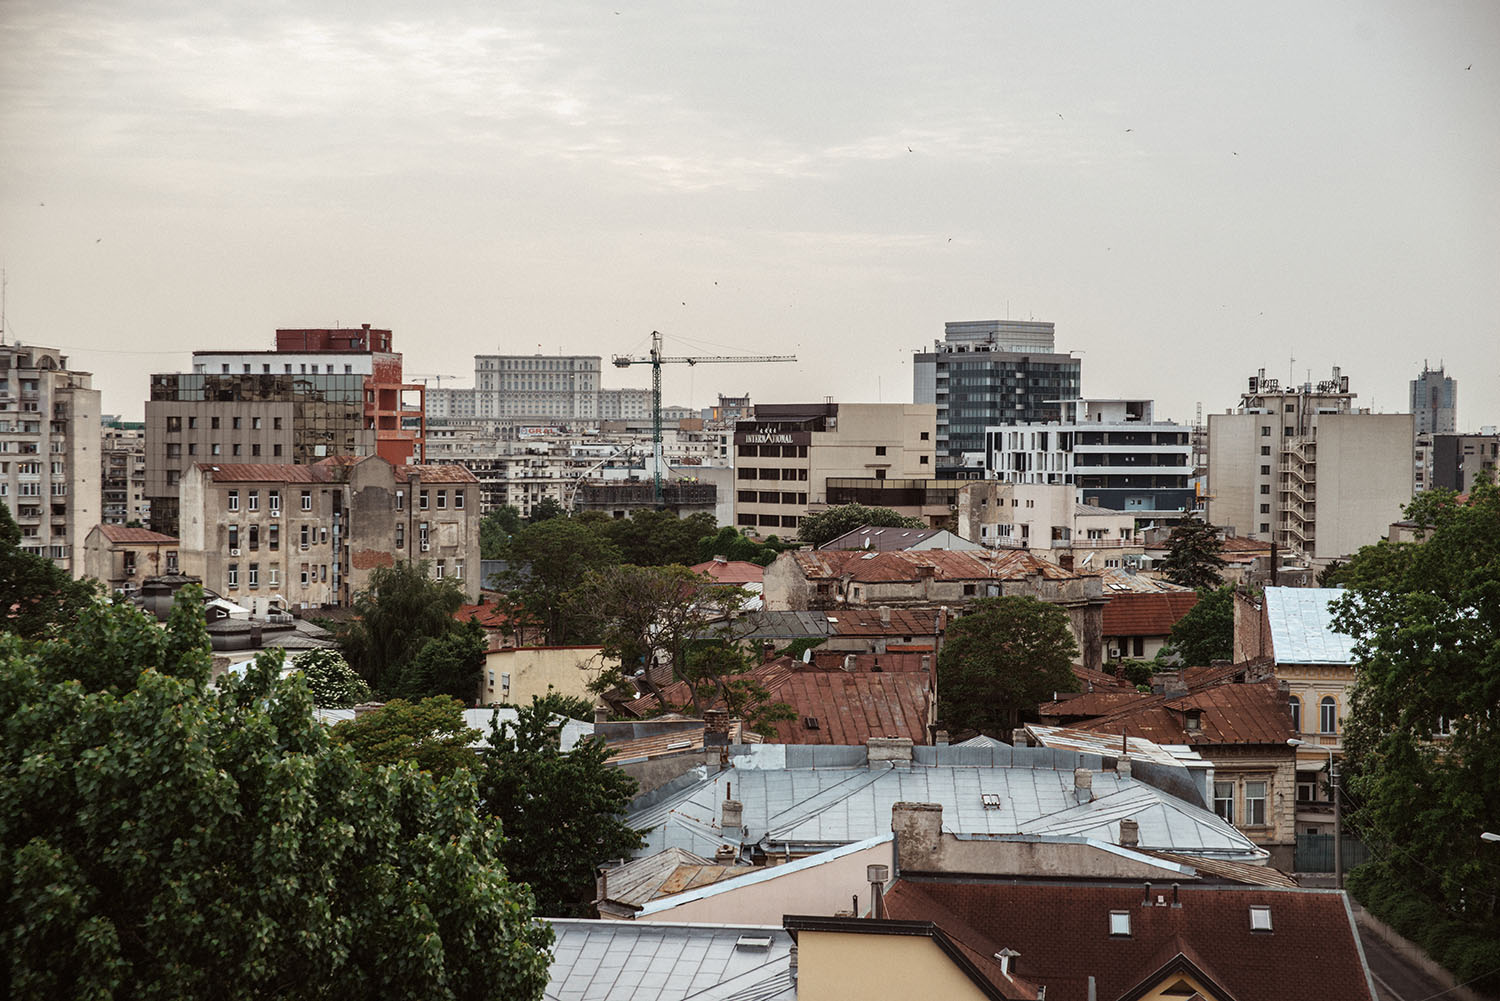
612;331;796;502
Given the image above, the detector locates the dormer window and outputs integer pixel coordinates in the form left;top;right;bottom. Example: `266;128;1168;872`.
1185;709;1202;732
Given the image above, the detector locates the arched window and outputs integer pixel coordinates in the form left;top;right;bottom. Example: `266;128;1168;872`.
1288;696;1302;734
1320;696;1338;735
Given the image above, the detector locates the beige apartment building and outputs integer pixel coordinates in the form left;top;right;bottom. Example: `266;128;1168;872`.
179;456;480;609
733;402;935;537
1207;367;1413;561
101;423;150;525
0;342;101;576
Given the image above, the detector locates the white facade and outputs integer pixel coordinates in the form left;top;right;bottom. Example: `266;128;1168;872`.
193;352;375;376
0;342;102;576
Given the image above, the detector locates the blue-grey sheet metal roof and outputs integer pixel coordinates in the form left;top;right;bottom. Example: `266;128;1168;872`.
1265;587;1358;665
545;920;795;1001
629;760;1267;862
730;610;832;640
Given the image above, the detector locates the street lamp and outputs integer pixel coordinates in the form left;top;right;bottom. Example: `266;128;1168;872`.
1289;738;1342;889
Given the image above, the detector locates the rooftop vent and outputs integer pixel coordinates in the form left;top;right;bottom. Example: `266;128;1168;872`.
803;716;820;730
735;935;773;951
981;793;1002;809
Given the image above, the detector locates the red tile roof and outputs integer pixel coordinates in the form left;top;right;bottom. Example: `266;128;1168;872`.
98;525;178;545
1101;592;1199;638
688;559;766;584
620;659;798;719
1071;681;1296;747
883;879;1374;1001
791;549;1077;584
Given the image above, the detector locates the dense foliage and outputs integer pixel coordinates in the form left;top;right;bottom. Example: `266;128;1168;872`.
696;525;796;566
1163;585;1234;666
473;694;643;917
496;519;620;645
1157;518;1228;591
794;503;925;548
338;562;474;698
1332;482;1500;990
0;502;98;638
293;648;372;707
937;596;1078;736
1;589;552;1001
331;696;482;780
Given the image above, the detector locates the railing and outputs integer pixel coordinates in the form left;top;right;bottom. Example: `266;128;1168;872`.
1295;834;1370;874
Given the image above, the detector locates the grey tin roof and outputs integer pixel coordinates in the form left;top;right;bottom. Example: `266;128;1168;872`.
1265;587;1358;665
545;920;795;1001
627;745;1267;863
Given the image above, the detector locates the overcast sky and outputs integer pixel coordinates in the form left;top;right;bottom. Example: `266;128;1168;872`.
2;1;1496;428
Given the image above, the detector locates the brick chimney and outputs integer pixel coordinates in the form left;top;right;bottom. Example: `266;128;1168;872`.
1074;767;1094;802
721;797;743;832
1119;818;1140;848
705;709;731;735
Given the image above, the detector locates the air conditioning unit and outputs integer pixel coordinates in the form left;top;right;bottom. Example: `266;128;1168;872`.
230;548;241;557
269;509;280;518
420;542;430;552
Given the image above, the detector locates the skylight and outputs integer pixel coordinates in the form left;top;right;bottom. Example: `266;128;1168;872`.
1109;910;1131;936
1249;905;1272;932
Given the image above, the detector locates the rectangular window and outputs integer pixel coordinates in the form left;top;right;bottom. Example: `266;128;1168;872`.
273;444;283;457
1261;445;1271;456
300;524;310;547
454;561;464;580
252;417;262;430
228;491;239;512
437;490;447;509
269;490;280;514
395;490;404;510
248;490;259;511
454;490;465;509
1213;781;1235;824
268;524;279;550
268;566;279;586
211;417;221;429
419;491;429;510
233;417;242;430
274;417;283;430
248;564;259;588
1109;911;1131;937
1261;426;1271;437
232;444;242;457
874;446;887;456
301;491;312;511
1260;465;1270;475
395;523;404;548
300;565;310;586
228;525;239;550
248;525;259;550
1244;781;1267;826
227;564;239;587
435;562;445;579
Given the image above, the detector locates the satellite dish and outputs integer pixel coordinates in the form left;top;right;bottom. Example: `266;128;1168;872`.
802;648;812;664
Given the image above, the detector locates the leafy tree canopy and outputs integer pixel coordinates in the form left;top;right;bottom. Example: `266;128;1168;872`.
337;562;470;698
0;502;99;639
795;503;925;548
331;696;481;780
473;693;643;918
1332;480;1500;980
2;587;552;1001
937;596;1078;737
696;525;796;567
293;648;372;708
1158;518;1228;591
497;519;619;645
526;497;566;524
480;505;524;560
388;618;487;703
592;509;718;567
1163;585;1235;666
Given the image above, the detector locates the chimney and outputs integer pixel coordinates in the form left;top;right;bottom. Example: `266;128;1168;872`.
892;802;943;871
867;736;914;766
1119;818;1140;848
934;729;949;746
789;946;798;983
1012;727;1030;746
879;605;891;624
1117;757;1132;781
714;844;738;864
1074;767;1094;802
842;653;856;673
705;708;731;735
920;654;931;673
594;703;610;724
721;798;744;832
867;863;889;917
352;701;385;718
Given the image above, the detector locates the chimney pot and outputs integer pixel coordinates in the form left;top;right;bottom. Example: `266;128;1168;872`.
1119;818;1140;848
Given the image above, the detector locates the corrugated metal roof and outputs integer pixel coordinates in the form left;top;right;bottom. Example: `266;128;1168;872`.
791;548;1077;583
1265;587;1357;665
98;525;178;544
628;748;1265;863
545;920;795;1001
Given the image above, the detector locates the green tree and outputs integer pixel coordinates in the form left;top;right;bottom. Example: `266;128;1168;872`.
1162;585;1234;666
1158;518;1228;591
473;693;643;918
594;509;719;567
293;648;372;708
331;696;481;780
1332;481;1500;988
498;518;619;645
1;587;552;1001
696;525;796;567
480;505;524;560
795;503;924;548
0;502;98;638
389;618;487;703
526;496;566;524
937;596;1078;736
338;562;468;696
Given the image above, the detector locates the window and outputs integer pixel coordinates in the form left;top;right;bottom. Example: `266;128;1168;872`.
1109;911;1131;937
248;490;259;511
269;490;280;514
454;561;464;580
211;417;221;429
211;443;222;456
455;490;466;509
920;431;930;440
919;455;929;464
248;525;259;550
1261;426;1271;437
188;417;198;429
300;524;310;548
1260;465;1270;475
228;525;239;550
1285;426;1294;437
301;491;312;511
1260;484;1270;494
395;523;405;548
269;524;279;550
1297;779;1316;803
419;522;429;549
227;564;239;588
300;565;310;586
1289;696;1301;733
188;443;197;455
436;490;447;509
1244;781;1267;826
419;490;429;510
1320;696;1337;734
435;561;445;579
232;443;242;457
395;489;404;511
1213;781;1235;824
1261;445;1271;456
1260;504;1270;514
252;417;262;430
232;417;242;430
268;566;279;586
248;564;259;588
273;444;283;457
874;446;887;456
1260;523;1270;533
1249;906;1272;932
251;444;261;457
273;417;283;430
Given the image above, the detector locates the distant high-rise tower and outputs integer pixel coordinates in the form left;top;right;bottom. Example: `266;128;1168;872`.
1409;362;1457;435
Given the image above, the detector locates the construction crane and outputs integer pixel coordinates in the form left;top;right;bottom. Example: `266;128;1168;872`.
612;331;795;502
408;373;461;389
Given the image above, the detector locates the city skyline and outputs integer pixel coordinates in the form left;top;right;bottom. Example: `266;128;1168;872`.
2;2;1496;428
